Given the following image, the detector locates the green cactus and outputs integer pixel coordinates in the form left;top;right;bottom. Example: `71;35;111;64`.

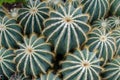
60;49;102;80
9;8;19;19
14;34;54;78
108;16;120;29
43;3;91;55
92;18;111;32
86;28;116;66
81;0;109;22
110;0;120;16
112;28;120;56
0;48;16;78
17;0;49;35
102;57;120;80
0;16;23;48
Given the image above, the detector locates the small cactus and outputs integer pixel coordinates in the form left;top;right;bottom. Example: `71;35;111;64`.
60;49;102;80
14;34;54;78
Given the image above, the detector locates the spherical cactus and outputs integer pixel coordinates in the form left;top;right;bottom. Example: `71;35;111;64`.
86;28;116;66
14;34;54;78
0;16;23;48
108;16;120;29
0;48;16;78
60;49;102;80
110;0;120;16
112;28;120;56
92;18;111;32
36;71;61;80
81;0;109;22
17;0;49;35
102;57;120;80
43;3;91;55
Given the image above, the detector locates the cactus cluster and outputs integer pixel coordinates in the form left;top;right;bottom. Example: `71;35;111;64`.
0;0;120;80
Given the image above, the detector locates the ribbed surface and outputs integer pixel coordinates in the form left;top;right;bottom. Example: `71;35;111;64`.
112;28;120;56
0;48;15;78
82;0;109;22
102;57;120;80
92;18;111;32
108;16;120;29
60;49;102;80
110;0;120;16
86;28;116;66
0;16;23;48
17;0;49;34
14;34;54;77
43;3;90;54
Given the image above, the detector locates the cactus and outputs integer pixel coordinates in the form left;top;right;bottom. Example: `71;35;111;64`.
86;28;116;66
112;28;120;56
102;57;120;80
43;3;91;55
108;16;120;29
14;34;54;78
81;0;109;22
17;0;49;34
0;48;16;78
60;49;102;80
110;0;120;16
0;16;23;48
92;18;111;32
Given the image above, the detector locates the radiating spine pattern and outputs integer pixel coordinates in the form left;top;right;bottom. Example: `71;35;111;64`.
102;57;120;80
108;16;120;29
112;28;120;56
17;0;49;34
14;34;54;77
81;0;109;22
43;3;90;54
0;48;15;78
86;28;116;66
60;49;102;80
0;16;23;48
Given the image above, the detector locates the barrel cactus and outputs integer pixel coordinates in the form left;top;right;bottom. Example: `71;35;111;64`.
86;28;116;66
17;0;49;34
102;57;120;80
92;18;111;32
36;71;60;80
112;28;120;56
43;3;91;54
110;0;120;16
0;48;16;78
60;49;102;80
0;16;23;48
108;16;120;29
81;0;109;22
14;34;54;77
